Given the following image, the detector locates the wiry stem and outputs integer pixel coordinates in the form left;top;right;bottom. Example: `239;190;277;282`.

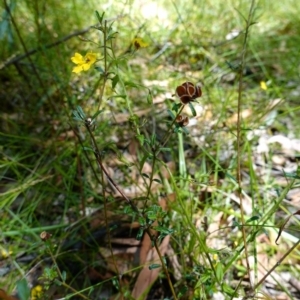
84;121;178;300
236;0;256;290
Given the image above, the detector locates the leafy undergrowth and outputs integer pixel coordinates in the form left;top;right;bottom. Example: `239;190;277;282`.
1;0;300;299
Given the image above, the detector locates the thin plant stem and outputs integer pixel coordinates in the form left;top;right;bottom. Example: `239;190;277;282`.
84;121;178;300
97;20;109;111
46;242;90;300
243;238;300;299
236;0;256;288
158;105;185;151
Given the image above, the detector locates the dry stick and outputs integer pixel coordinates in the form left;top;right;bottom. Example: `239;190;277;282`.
98;144;125;298
142;105;185;209
91;33;125;291
84;122;178;300
236;0;256;289
0;15;125;70
73;124;124;296
243;239;300;299
0;27;90;69
143;155;157;211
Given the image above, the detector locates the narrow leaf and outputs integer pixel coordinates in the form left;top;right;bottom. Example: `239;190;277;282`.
188;102;197;117
167;109;175;119
215;262;224;283
246;215;260;223
16;279;30;300
153;178;162;184
149;264;161;270
95;11;105;23
276;209;300;244
112;74;119;89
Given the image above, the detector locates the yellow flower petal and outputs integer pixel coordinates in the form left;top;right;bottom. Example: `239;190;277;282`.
85;53;97;64
71;52;97;73
31;285;43;300
132;38;148;50
71;53;84;64
260;81;267;90
72;65;84;73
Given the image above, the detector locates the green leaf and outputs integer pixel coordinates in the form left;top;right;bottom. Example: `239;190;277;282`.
174;127;180;133
284;172;300;179
246;215;260;223
112;277;120;290
62;270;67;282
139;154;149;172
167;109;175;119
232;220;241;229
172;102;182;112
153;178;162;184
94;66;104;73
95;11;105;24
136;134;145;146
83;146;94;152
153;226;174;235
222;283;236;297
215;262;224;283
150;133;157;146
124;206;134;215
199;271;211;284
147;91;153;104
138;217;146;227
107;32;118;41
188;102;197;117
146;211;157;220
182;127;189;134
178;285;188;298
136;228;144;240
88;286;95;297
149;263;161;270
125;81;139;88
159;147;171;152
54;278;62;286
112;74;119;89
73;106;85;121
77;106;85;119
142;173;150;178
92;109;104;120
16;279;30;300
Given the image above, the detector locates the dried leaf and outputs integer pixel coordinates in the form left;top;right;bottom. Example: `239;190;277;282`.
132;235;170;300
0;289;18;300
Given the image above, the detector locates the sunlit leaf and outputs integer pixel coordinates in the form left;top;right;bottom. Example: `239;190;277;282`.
215;262;224;283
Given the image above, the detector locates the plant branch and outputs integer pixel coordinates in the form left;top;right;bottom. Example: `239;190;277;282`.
84;121;178;300
236;0;256;288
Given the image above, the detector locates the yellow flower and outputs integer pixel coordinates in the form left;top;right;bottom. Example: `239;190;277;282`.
71;52;97;74
260;81;267;91
132;38;148;50
31;285;43;300
0;247;12;258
